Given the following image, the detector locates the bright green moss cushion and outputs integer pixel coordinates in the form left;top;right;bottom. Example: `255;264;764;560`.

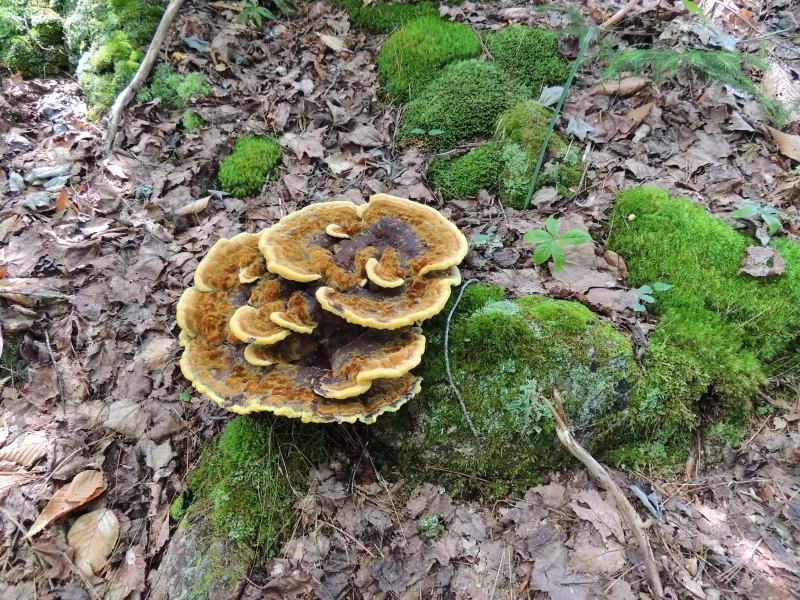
428;144;504;199
218;136;282;198
338;0;438;34
378;16;481;104
484;26;569;95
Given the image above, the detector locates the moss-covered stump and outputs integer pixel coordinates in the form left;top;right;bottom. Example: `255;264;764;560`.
378;16;481;104
218;135;282;198
606;188;800;451
399;60;529;150
375;285;640;487
184;416;324;566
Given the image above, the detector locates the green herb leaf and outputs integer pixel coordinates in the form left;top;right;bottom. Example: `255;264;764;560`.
730;204;759;218
761;212;782;235
636;285;653;294
639;293;656;304
471;234;491;243
522;230;553;245
558;229;591;246
682;0;706;19
428;129;445;136
409;128;426;135
179;391;191;402
545;217;560;237
632;301;646;312
653;282;673;292
533;241;553;265
551;242;566;272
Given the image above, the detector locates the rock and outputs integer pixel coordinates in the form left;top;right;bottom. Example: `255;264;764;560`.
8;172;25;192
25;164;71;184
22;191;53;210
43;175;70;191
150;515;249;600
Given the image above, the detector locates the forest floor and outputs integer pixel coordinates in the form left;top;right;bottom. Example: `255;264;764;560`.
1;0;800;598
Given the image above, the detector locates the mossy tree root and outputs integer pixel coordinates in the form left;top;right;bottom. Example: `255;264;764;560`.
105;0;186;151
542;389;665;600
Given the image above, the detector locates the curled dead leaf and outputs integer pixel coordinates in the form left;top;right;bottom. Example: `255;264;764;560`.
317;34;349;54
27;470;106;537
68;508;119;577
767;126;800;162
0;429;48;467
739;246;786;278
591;77;651;97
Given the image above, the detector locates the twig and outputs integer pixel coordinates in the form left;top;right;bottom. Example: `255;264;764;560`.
523;28;594;209
444;279;479;437
44;330;65;414
105;0;187;150
599;0;643;30
540;389;665;599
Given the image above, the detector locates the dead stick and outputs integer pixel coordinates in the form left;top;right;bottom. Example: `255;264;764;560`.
105;0;186;151
599;0;643;30
540;389;665;599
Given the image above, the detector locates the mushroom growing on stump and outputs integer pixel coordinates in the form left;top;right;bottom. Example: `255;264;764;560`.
177;194;468;424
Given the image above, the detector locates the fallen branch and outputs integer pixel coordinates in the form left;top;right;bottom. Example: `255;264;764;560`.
541;389;665;600
599;0;643;30
105;0;186;151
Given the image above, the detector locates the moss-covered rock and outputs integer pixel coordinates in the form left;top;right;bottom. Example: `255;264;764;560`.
0;1;70;77
428;143;504;199
375;285;640;487
484;26;569;95
218;135;282;198
137;63;212;109
339;0;438;34
186;415;324;562
400;60;529;150
378;16;481;104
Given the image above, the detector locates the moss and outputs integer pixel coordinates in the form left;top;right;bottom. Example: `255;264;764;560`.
428;144;504;200
2;36;45;76
186;415;324;563
378;16;480;104
495;99;566;157
137;63;212;109
218;135;282;198
0;335;29;388
376;285;641;487
170;494;185;521
607;187;800;445
400;60;529;150
484;26;569;96
182;110;206;132
339;0;438;34
0;2;70;77
30;9;64;45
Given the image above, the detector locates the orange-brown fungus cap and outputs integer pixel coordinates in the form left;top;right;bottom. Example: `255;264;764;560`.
270;291;321;334
194;233;265;292
313;328;425;399
317;266;462;330
365;248;404;288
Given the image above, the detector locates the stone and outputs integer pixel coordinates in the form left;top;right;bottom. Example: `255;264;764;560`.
25;164;71;184
22;192;53;210
8;172;25;192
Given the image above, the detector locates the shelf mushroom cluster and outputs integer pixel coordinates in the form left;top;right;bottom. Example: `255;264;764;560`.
177;194;468;423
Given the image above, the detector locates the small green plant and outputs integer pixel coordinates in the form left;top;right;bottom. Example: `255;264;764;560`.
409;128;444;136
218;135;282;198
730;201;789;236
417;515;445;539
791;165;800;176
169;494;185;521
523;217;591;272
137;63;212;109
182;110;206;131
0;335;29;387
237;0;275;27
632;282;672;312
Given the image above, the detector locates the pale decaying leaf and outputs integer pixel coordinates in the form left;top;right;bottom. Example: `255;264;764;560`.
138;337;177;371
173;196;210;216
317;34;348;53
590;77;651;97
0;429;48;467
739;246;786;278
106;548;146;600
570;488;625;544
27;470;106;537
68;509;119;577
768;127;800;162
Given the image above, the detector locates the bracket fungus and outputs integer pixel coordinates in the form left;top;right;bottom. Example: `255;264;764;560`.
177;194;468;423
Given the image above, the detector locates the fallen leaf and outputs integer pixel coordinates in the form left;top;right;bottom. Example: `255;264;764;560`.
106;548;146;600
617;101;654;139
739;246;786;277
591;77;651;96
280;129;326;160
68;509;119;577
318;34;348;53
570;489;625;544
344;125;385;148
28;470;106;537
173;196;210;216
55;187;71;212
569;540;626;574
324;152;356;175
0;430;48;467
767;126;800;162
138;337;177;370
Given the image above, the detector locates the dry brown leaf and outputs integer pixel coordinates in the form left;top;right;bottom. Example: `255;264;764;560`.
106;548;146;600
739;246;786;278
768;127;800;162
27;470;106;537
54;187;71;212
318;34;348;53
0;430;48;467
616;101;654;139
68;509;119;577
138;337;177;370
590;77;651;96
173;196;210;216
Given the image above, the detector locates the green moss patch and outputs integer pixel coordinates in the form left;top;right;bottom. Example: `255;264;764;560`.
376;285;641;487
400;60;529;150
137;63;212;109
428;144;503;199
378;16;480;104
182;110;206;132
484;26;569;96
339;0;438;34
0;2;70;77
218;135;282;198
187;415;324;562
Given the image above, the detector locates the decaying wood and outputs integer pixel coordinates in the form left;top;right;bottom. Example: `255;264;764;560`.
541;388;665;600
105;0;186;151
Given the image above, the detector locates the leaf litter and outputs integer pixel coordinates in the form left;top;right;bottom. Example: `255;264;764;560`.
0;0;799;598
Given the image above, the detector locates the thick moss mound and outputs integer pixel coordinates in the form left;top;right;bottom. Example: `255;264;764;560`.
218;135;282;198
428;144;503;199
187;415;324;561
137;63;212;109
400;60;529;150
484;26;569;95
0;1;70;77
378;16;480;104
339;0;438;34
376;285;640;485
